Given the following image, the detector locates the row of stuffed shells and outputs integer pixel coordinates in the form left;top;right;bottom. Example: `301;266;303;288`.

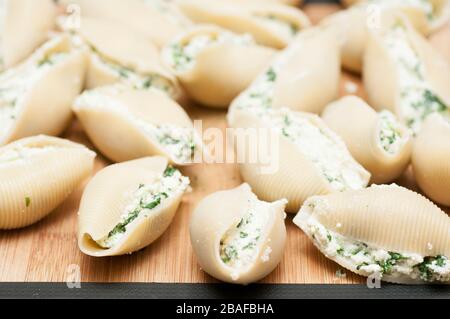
176;0;311;49
190;183;287;285
294;184;450;284
58;16;181;99
0;135;95;229
0;34;87;146
162;25;275;108
322;96;413;184
364;14;450;134
228;26;341;123
0;0;56;71
341;0;450;34
73;84;203;165
78;156;190;257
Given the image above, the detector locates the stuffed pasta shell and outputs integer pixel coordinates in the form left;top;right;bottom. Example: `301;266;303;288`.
364;16;450;134
228;27;340;124
177;0;311;49
0;0;56;71
190;183;287;285
322;96;412;184
230;107;371;213
294;184;450;284
228;0;302;6
0;135;96;229
0;35;87;146
162;25;275;108
78;157;190;257
73;85;203;165
59;0;190;48
412;113;450;206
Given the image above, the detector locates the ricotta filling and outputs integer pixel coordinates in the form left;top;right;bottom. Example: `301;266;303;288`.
166;32;253;72
253;14;299;39
378;111;408;155
383;23;449;133
219;199;269;275
0;146;58;166
96;166;190;249
367;0;435;21
304;211;450;283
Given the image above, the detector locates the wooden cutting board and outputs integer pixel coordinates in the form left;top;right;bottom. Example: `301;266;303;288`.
0;3;449;284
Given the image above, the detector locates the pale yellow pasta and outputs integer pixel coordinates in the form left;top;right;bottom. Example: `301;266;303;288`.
0;0;56;70
73;85;203;165
322;96;412;184
177;0;311;49
0;35;87;146
294;184;450;284
412;113;450;206
78;157;190;257
0;135;96;229
162;25;275;108
363;15;450;133
190;183;287;285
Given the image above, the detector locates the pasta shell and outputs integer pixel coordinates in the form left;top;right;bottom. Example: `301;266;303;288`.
78;157;190;257
228;26;340;120
322;96;412;184
0;35;88;146
0;0;56;70
230;107;371;213
59;0;190;48
363;14;450;133
190;183;287;285
227;0;302;5
177;0;311;49
162;25;275;108
294;184;450;284
73;85;203;165
412;113;450;206
0;135;96;229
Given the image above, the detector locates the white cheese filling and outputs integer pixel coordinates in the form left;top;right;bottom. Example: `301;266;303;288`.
303;207;450;283
367;0;435;21
96;167;190;249
377;110;409;155
0;146;58;166
383;23;449;133
165;32;253;72
253;14;299;39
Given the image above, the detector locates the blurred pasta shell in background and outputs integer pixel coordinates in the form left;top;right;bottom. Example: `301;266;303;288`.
78;157;190;257
162;25;275;108
294;184;450;284
412;113;450;206
0;0;57;70
58;0;191;48
0;135;95;229
322;96;412;184
176;0;311;49
230;108;370;213
0;35;87;146
73;85;203;165
190;183;287;285
227;0;303;6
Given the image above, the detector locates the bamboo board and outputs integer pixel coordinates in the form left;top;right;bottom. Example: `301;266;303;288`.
0;3;449;284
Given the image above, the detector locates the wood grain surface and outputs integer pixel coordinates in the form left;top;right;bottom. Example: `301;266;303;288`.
0;3;449;284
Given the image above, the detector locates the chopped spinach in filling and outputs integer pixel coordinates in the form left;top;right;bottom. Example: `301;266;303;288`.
96;166;190;249
378;111;407;154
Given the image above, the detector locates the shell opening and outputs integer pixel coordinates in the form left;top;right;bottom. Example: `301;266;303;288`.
0;145;60;166
377;110;410;155
252;13;300;39
362;0;435;21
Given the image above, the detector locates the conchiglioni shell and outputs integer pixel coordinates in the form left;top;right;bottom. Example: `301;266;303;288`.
294;184;450;284
270;27;340;113
322;96;412;184
177;0;311;49
78;157;184;257
363;14;450;123
190;183;287;285
1;0;56;70
73;85;201;165
164;25;275;108
412;113;450;206
227;0;302;5
0;135;96;229
72;16;178;94
230;109;371;213
59;0;189;48
0;35;87;145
